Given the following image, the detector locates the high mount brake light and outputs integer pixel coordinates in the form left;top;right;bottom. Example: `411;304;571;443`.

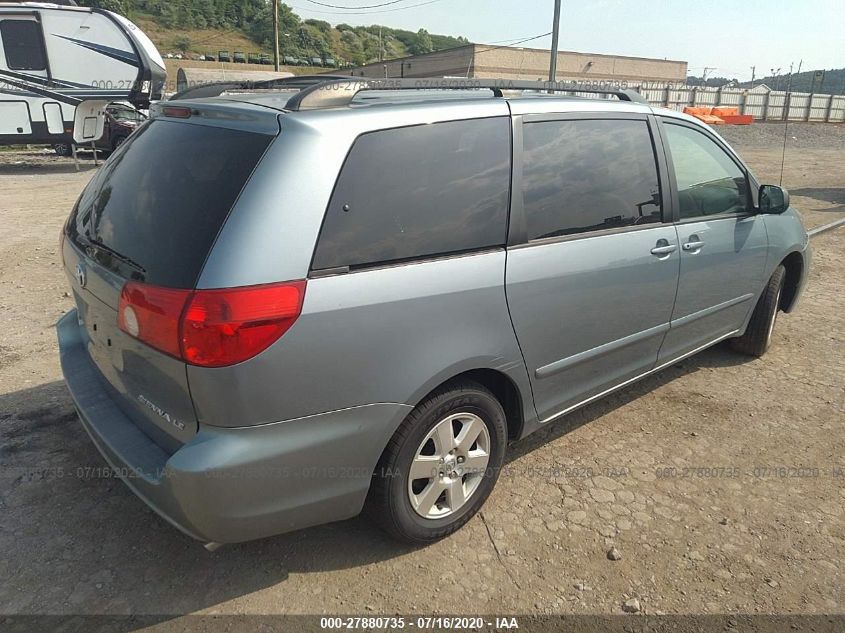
161;106;192;118
118;281;306;367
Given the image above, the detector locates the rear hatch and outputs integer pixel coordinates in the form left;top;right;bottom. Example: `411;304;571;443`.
63;114;275;450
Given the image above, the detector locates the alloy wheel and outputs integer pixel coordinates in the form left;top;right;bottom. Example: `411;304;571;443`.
407;412;491;519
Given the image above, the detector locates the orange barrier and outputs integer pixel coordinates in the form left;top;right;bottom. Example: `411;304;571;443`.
719;114;753;125
712;107;739;117
683;105;751;125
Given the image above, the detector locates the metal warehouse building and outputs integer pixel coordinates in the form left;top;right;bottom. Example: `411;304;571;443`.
343;43;687;85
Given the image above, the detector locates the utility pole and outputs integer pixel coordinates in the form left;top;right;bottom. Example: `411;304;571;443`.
548;0;562;83
749;65;755;89
272;0;280;71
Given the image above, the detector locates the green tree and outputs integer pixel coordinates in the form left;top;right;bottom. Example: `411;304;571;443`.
125;1;473;68
409;28;433;55
174;35;192;53
75;0;131;14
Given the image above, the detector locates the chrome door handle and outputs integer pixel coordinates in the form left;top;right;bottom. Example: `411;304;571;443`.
650;244;677;256
683;240;705;251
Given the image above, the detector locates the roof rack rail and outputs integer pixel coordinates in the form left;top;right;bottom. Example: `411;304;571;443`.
170;74;350;101
285;77;648;111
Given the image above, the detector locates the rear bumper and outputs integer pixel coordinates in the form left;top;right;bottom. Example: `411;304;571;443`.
57;310;411;544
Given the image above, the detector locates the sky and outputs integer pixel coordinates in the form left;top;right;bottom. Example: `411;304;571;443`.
286;0;844;81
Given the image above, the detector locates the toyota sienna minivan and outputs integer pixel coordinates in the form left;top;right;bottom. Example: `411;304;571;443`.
58;79;810;547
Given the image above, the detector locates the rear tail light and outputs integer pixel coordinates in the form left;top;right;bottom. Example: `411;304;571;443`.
118;280;306;367
118;283;188;358
182;282;306;367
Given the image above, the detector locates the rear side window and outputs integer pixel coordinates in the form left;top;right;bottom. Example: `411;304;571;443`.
311;117;511;271
522;119;662;240
67;120;272;288
0;20;47;71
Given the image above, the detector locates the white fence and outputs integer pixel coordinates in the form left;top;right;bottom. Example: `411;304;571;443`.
637;86;845;122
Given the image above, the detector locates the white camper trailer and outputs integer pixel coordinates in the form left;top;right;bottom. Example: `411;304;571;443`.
0;1;165;147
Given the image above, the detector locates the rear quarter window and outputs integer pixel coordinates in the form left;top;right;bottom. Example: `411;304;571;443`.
311;117;511;271
67;120;273;288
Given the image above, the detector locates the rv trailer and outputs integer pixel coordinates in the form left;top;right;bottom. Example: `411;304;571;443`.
0;1;165;147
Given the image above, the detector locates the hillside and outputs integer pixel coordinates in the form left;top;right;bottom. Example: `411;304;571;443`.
75;0;469;67
133;14;261;58
686;68;845;95
740;68;845;94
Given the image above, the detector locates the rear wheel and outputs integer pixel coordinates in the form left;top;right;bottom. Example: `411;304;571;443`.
368;380;507;544
731;265;786;357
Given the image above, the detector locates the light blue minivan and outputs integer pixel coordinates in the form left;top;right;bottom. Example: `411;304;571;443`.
58;79;810;547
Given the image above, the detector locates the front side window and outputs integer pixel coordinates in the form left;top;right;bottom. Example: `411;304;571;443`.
521;118;662;241
312;117;511;271
0;20;47;71
663;122;749;219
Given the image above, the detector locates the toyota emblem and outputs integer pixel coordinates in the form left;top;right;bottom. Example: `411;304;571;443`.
76;262;87;289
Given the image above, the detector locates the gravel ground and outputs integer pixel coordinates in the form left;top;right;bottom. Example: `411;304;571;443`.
717;121;845;150
717;123;845;231
0;125;843;630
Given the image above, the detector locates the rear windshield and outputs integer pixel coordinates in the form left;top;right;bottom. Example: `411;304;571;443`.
67;120;273;288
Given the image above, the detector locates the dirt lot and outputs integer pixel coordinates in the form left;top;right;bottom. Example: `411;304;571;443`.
0;123;843;629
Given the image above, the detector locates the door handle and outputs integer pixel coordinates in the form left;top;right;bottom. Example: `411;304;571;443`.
650;244;677;256
682;240;705;251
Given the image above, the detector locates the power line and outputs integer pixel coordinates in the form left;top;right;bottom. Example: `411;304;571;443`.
303;0;419;9
472;32;552;55
288;0;446;15
489;33;550;45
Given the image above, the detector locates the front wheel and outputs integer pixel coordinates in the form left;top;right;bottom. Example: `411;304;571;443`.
367;380;507;544
731;265;786;357
53;143;73;157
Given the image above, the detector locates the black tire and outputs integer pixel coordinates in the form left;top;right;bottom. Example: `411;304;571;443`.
112;135;128;151
53;143;73;157
730;265;786;357
367;380;507;544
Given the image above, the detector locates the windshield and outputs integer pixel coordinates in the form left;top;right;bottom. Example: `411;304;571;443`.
67;119;273;288
109;108;145;122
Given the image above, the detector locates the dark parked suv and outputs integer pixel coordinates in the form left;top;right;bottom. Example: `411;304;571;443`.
58;79;810;547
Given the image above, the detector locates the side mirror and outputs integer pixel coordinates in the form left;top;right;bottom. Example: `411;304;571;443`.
758;184;790;215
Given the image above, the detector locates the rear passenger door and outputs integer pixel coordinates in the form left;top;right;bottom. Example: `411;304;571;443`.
656;119;768;361
505;113;680;423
